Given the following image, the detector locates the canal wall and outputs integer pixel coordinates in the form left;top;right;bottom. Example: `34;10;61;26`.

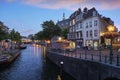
0;50;20;66
46;51;120;80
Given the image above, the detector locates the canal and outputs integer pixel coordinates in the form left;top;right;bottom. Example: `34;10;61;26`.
0;44;75;80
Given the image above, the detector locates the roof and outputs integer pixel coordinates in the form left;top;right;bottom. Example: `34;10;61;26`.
69;7;98;19
57;19;70;29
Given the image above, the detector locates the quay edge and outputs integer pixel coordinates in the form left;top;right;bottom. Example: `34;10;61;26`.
0;50;21;67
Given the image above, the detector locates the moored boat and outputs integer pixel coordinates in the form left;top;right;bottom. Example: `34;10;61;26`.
20;43;27;49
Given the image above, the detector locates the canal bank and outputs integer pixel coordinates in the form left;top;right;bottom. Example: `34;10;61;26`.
46;50;120;80
0;50;21;67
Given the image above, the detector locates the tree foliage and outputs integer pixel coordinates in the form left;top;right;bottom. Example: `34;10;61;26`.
34;31;44;40
0;28;8;41
61;28;68;39
35;20;61;40
9;29;21;42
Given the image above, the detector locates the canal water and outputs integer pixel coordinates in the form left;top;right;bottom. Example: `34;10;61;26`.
0;44;75;80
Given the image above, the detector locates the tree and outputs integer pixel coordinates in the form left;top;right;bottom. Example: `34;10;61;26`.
0;28;8;41
41;20;61;40
34;31;44;40
14;31;21;42
61;28;68;39
34;20;61;40
9;29;21;42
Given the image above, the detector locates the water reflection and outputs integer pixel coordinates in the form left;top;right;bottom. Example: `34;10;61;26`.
0;44;75;80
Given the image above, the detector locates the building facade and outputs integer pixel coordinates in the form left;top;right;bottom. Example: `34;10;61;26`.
0;21;9;33
68;7;117;49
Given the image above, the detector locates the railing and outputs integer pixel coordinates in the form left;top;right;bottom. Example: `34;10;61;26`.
48;48;120;67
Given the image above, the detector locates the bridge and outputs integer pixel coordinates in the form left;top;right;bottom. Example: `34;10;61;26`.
46;48;120;80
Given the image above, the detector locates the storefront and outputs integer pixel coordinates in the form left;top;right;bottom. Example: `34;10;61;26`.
86;39;99;50
76;38;83;48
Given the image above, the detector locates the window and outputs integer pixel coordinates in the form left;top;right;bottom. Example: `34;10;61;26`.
90;30;92;37
89;21;92;27
86;23;88;28
77;32;79;38
78;23;80;29
78;23;82;29
69;27;72;32
66;22;68;25
80;31;82;38
77;16;79;21
80;13;83;20
76;24;78;30
94;20;98;26
94;30;98;37
73;19;75;25
86;31;88;37
70;21;72;26
93;11;97;16
73;26;75;32
80;23;82;28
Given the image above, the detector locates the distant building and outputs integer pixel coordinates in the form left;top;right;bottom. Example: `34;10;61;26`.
51;36;75;49
57;13;70;29
68;7;118;49
21;37;32;43
0;21;9;33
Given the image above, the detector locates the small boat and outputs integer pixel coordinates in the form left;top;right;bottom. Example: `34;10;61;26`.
20;43;27;49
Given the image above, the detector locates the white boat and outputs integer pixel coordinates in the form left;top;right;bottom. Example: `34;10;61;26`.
20;43;27;49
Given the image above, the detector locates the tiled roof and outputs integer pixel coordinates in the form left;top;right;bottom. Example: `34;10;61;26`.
69;7;98;19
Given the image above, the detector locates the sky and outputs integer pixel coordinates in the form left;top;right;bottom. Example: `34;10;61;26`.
0;0;120;36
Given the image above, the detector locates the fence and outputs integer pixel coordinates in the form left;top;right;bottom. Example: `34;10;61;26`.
49;48;120;67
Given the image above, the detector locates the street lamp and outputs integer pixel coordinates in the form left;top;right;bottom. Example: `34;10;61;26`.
60;61;64;77
103;25;119;64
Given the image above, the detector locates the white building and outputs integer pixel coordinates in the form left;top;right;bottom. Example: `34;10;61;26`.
68;7;117;50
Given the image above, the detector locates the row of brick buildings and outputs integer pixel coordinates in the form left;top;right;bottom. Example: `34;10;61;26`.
57;7;118;50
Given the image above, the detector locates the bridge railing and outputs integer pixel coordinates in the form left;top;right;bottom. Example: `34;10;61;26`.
62;50;120;67
47;48;120;67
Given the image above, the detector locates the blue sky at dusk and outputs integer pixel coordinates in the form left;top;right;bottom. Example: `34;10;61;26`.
0;0;120;36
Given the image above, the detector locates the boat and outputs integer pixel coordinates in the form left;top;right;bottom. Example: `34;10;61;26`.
20;43;27;49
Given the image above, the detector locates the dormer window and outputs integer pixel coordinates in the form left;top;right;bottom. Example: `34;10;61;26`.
73;19;75;25
80;13;83;20
94;20;98;26
93;11;97;16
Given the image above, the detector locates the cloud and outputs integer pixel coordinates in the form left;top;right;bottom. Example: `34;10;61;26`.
92;0;120;10
5;0;120;10
7;0;14;2
22;0;81;10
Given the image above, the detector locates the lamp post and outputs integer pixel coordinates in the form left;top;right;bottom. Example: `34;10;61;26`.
103;25;119;64
108;25;115;64
60;61;64;77
109;36;113;64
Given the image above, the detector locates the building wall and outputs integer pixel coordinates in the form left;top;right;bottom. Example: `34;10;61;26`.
57;19;69;29
0;21;9;33
82;16;100;49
